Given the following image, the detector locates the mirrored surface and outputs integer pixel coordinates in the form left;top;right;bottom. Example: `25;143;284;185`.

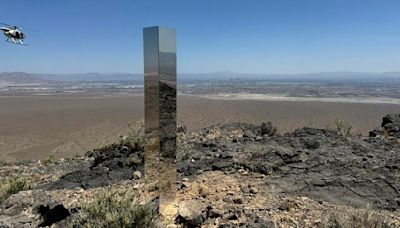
143;26;177;210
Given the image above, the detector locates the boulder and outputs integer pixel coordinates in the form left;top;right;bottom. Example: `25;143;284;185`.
382;114;400;138
176;200;206;226
369;129;383;137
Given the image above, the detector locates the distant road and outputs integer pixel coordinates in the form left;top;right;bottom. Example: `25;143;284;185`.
198;93;400;104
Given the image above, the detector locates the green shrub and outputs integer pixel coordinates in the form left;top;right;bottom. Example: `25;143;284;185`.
43;155;55;166
0;175;29;204
69;188;158;228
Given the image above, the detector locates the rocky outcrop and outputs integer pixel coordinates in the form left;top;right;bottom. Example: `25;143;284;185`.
382;114;400;138
369;113;400;139
46;142;144;190
0;190;73;227
1;114;400;227
178;122;400;211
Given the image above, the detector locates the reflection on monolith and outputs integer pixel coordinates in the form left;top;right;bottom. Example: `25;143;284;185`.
143;26;177;213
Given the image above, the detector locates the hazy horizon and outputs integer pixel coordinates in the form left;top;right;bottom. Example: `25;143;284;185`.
2;70;400;76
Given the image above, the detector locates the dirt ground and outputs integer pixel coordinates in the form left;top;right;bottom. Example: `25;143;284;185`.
0;94;399;161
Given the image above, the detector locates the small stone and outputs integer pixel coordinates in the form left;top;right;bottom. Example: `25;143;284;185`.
209;208;224;218
182;181;192;188
250;187;258;194
166;225;178;228
314;219;322;224
233;197;243;204
132;171;142;179
133;184;140;189
254;136;263;141
127;154;142;165
199;184;211;197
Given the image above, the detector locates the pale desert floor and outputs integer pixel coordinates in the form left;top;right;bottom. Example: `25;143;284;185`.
0;94;399;162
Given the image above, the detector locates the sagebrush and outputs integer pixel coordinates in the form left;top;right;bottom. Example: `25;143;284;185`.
0;175;29;204
69;188;158;228
120;120;145;149
328;118;353;137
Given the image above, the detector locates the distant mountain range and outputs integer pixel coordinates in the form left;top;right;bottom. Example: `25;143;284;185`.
179;71;400;81
1;71;400;84
0;72;44;84
41;73;142;82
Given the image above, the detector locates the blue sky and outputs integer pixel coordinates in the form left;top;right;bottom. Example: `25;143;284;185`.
0;0;399;74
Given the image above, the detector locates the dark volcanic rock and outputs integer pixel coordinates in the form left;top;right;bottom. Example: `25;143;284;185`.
17;114;400;215
177;120;400;211
38;204;70;227
46;142;144;190
0;190;62;227
369;128;383;137
382;114;400;138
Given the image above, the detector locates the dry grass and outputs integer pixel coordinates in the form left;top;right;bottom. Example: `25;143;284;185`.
322;209;394;228
248;144;290;158
120;120;145;149
260;121;278;136
69;188;158;228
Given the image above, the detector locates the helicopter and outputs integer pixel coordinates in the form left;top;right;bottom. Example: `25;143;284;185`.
0;23;27;45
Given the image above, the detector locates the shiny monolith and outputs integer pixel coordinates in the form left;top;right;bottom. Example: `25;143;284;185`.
143;26;177;212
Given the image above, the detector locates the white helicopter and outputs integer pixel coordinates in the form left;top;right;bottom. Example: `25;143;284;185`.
1;23;27;45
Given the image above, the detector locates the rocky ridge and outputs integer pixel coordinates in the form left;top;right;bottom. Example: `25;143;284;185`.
0;114;400;227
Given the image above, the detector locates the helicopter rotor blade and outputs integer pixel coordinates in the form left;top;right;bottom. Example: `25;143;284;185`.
0;22;12;27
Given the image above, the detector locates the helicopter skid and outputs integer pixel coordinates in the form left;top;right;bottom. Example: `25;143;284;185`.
5;40;28;46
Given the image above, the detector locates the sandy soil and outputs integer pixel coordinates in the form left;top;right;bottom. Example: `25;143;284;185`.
0;94;399;162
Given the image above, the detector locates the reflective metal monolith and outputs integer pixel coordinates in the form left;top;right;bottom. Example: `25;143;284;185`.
143;26;177;212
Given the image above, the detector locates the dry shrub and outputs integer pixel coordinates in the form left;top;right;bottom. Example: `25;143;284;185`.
69;188;158;228
328;118;353;137
43;155;55;166
322;209;393;228
120;120;145;149
248;144;290;158
177;123;194;161
0;180;8;204
261;121;278;136
0;175;29;204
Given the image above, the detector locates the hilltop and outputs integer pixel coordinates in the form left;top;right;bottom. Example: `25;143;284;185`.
0;114;400;227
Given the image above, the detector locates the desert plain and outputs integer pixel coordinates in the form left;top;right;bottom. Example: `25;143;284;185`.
0;93;399;162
